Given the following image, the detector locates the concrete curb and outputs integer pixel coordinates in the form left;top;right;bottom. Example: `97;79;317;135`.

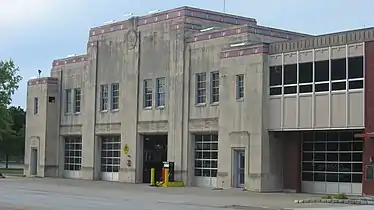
294;199;374;205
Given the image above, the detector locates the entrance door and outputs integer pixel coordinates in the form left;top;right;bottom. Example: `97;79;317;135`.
234;150;245;188
30;148;38;176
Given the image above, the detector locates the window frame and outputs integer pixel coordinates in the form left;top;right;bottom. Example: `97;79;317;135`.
34;97;38;115
65;89;72;114
74;88;81;114
210;71;219;103
155;77;166;107
143;79;153;108
236;74;244;100
196;73;207;104
100;84;109;111
111;83;119;111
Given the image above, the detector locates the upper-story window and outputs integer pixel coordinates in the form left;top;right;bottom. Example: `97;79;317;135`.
196;73;207;104
111;83;119;110
65;89;72;114
211;71;219;103
156;77;166;107
236;74;244;100
34;97;38;115
144;79;153;108
100;84;109;111
269;53;364;96
74;88;81;113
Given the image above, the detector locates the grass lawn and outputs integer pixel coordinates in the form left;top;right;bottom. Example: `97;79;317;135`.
0;168;23;174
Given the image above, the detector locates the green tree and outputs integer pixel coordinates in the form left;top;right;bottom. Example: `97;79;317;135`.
0;106;26;168
0;59;23;167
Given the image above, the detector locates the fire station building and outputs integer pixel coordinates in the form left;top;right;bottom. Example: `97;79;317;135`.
24;6;374;196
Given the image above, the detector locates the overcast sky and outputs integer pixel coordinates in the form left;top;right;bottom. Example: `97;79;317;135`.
1;0;373;108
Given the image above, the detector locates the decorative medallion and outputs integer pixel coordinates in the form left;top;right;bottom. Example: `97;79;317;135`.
126;30;137;49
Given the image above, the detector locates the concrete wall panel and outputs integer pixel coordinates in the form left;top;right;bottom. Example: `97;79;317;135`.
269;98;281;129
314;48;329;61
298;50;313;63
283;96;297;129
298;95;313;128
331;45;346;59
314;94;329;128
331;93;346;128
348;91;364;127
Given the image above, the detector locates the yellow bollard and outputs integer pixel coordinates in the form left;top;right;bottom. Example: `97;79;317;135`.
163;168;169;187
150;168;155;186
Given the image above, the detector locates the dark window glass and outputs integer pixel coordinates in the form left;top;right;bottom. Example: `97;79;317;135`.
326;163;337;172
315;163;326;171
269;66;282;86
331;58;346;80
302;152;313;161
339;174;351;182
331;81;346;91
327;132;339;141
303;143;313;151
327;173;339;182
303;132;314;142
339;153;351;162
302;172;313;181
340;142;352;151
352;153;362;161
315;132;327;141
270;87;281;95
327;153;338;161
315;60;329;82
315;83;329;92
348;56;363;79
327;143;338;151
299;62;313;83
299;85;312;93
352;174;362;183
302;162;313;171
315;143;326;151
340;132;353;141
339;163;352;172
284;64;297;85
284;86;297;94
314;173;325;181
314;153;326;161
352;163;362;172
353;142;363;151
349;80;363;89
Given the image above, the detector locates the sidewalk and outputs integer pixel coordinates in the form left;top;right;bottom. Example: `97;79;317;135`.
1;177;352;209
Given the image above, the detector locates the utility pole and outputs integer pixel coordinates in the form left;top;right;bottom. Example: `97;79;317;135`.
223;0;226;13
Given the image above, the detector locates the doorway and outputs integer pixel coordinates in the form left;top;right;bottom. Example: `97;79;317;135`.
142;134;167;183
233;149;245;188
30;148;38;176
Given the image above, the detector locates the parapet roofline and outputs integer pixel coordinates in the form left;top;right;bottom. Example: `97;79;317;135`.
90;5;257;30
27;77;58;86
52;54;87;67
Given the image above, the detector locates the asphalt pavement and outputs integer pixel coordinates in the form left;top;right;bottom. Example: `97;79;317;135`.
0;178;370;210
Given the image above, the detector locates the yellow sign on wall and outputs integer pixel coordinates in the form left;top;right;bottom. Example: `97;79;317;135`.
123;144;129;155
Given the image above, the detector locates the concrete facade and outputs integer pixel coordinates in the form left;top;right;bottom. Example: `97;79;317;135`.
24;6;374;195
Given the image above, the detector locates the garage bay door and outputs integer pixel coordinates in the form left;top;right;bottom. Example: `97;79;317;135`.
64;136;82;179
194;134;218;188
101;136;121;181
301;131;363;195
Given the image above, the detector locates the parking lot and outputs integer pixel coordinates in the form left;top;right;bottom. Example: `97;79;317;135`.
0;177;368;210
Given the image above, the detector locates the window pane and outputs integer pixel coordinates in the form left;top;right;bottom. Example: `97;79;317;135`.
315;60;329;82
269;66;282;86
299;62;313;83
284;64;297;85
